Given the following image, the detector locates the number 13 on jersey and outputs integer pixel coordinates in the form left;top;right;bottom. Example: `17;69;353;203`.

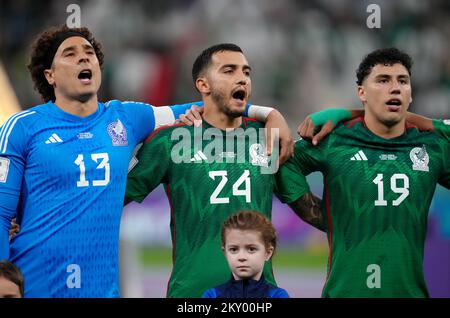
75;153;110;187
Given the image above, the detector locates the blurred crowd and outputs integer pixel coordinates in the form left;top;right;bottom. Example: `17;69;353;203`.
1;0;449;130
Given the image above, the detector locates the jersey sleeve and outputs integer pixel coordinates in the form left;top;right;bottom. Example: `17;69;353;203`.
310;108;352;126
125;129;171;203
121;101;204;143
269;287;290;298
201;288;218;298
438;141;450;189
166;101;204;123
433;119;450;142
150;102;268;125
122;101;275;144
275;138;327;204
0;113;30;259
161;103;271;124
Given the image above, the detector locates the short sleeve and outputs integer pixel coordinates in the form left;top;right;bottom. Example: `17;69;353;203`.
275;138;327;203
125;129;171;203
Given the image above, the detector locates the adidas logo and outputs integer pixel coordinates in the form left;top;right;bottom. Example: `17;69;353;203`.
45;133;63;144
190;150;208;162
350;150;368;161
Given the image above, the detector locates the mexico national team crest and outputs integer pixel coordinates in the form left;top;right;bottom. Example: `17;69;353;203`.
108;119;128;146
410;145;429;172
250;143;269;167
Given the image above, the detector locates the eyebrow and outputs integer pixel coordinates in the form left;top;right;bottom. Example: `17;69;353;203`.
61;44;94;55
221;64;252;72
375;74;410;79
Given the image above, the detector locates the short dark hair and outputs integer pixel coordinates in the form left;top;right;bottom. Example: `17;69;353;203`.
192;43;243;84
0;260;25;297
356;48;413;85
27;25;105;102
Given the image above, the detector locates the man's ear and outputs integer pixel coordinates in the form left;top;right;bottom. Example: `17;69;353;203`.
44;69;55;86
405;95;413;111
196;76;210;95
357;85;367;103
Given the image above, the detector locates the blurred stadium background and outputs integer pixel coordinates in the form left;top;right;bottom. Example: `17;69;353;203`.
1;0;449;297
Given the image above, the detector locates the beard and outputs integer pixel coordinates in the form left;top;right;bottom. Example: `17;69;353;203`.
211;89;245;118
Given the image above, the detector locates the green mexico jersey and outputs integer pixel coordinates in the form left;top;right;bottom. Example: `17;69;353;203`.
277;117;450;298
126;119;276;297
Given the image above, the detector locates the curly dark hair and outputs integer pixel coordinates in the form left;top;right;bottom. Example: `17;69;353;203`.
27;25;105;102
356;47;413;85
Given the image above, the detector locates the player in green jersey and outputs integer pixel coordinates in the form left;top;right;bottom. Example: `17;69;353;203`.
125;44;321;297
276;48;450;297
297;108;450;146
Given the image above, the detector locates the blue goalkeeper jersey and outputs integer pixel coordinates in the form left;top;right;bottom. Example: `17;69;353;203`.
0;100;199;297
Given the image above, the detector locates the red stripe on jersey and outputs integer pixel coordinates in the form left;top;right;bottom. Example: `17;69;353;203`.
145;123;186;144
244;117;258;123
321;176;333;297
345;117;421;132
165;184;176;298
344;116;364;128
243;117;258;129
405;121;419;130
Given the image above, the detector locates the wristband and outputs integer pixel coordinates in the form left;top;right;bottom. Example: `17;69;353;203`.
310;108;352;126
248;105;275;122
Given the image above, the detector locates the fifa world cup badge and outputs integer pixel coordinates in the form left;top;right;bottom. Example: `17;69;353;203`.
410;145;429;172
0;157;10;183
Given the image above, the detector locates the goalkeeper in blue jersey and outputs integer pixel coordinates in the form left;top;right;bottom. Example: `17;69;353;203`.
0;25;291;297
